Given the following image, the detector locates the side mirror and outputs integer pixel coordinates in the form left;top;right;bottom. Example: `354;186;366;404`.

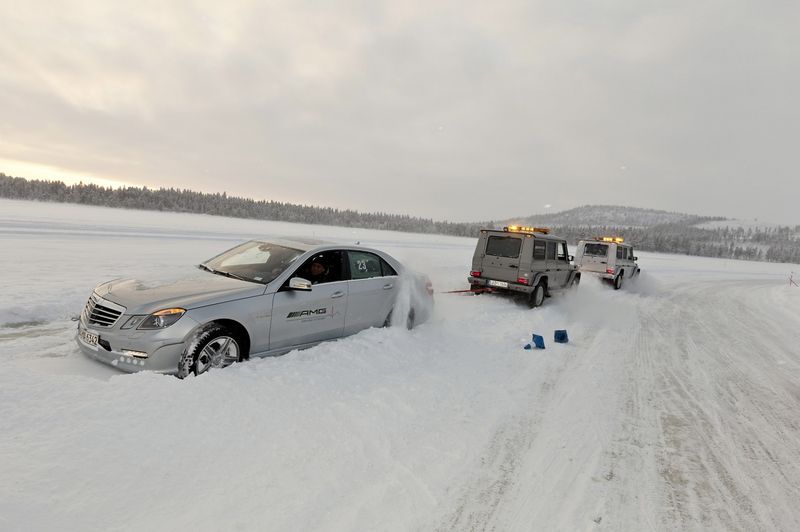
289;277;312;291
633;256;638;261
568;255;574;262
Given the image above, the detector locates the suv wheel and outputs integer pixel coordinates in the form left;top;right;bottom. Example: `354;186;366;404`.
614;273;624;290
178;325;242;378
529;283;545;308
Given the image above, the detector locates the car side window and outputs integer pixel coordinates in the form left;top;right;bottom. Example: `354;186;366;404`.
629;248;635;260
533;240;546;261
616;246;624;259
293;251;345;285
380;258;397;276
348;251;383;280
546;241;556;261
557;243;568;262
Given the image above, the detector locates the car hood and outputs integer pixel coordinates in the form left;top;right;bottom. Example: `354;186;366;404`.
95;269;266;315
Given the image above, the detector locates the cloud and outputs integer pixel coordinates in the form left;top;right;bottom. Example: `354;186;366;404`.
0;0;798;223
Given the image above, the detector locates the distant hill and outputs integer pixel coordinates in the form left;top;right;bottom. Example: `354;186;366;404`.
494;205;799;264
502;205;723;229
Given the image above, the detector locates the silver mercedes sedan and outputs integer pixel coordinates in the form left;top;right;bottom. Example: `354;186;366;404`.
76;239;434;377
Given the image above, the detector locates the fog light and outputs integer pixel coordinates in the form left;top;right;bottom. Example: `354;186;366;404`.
122;349;149;359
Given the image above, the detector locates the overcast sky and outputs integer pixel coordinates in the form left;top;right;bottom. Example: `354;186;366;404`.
1;1;798;224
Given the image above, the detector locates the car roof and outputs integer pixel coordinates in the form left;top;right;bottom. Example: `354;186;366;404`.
578;239;632;247
251;237;334;252
251;237;397;257
483;229;566;241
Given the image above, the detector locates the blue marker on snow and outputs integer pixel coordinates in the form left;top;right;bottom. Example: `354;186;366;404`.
531;334;545;349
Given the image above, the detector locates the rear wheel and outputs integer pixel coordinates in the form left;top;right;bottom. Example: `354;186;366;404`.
178;325;242;378
614;273;624;290
406;308;416;330
529;283;545;308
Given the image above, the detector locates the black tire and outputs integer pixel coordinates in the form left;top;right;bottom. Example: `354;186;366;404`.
571;274;581;288
528;283;545;308
613;273;624;290
406;308;416;330
177;325;242;378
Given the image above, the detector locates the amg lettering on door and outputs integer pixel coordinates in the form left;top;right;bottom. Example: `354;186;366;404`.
287;308;328;319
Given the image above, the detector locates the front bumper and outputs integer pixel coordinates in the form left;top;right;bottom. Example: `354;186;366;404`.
75;314;201;375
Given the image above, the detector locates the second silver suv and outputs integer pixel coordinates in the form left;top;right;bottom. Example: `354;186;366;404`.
467;226;580;307
574;237;640;289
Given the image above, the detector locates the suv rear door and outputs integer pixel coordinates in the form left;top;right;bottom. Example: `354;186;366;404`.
481;233;524;283
579;242;610;273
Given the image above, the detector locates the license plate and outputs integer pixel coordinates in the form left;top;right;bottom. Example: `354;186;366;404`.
79;328;99;346
488;280;508;288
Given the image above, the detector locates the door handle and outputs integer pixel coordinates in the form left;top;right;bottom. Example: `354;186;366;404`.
383;283;394;290
331;291;345;299
509;265;518;268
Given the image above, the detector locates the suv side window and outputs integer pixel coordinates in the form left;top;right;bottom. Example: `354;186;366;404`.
347;251;383;280
629;248;635;260
616;246;624;260
557;243;569;262
546;241;556;261
533;240;546;261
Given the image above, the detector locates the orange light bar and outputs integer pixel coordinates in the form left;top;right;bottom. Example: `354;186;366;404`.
504;226;551;234
597;236;624;243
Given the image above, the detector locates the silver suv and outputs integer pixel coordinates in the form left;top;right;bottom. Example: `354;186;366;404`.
467;226;580;307
574;237;640;289
76;239;433;377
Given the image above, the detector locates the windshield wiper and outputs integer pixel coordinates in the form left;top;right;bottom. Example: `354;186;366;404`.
198;263;265;284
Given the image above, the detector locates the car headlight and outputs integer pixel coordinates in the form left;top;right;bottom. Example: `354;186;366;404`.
121;308;186;330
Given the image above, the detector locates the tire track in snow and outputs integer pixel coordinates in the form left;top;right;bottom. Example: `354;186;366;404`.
612;280;800;531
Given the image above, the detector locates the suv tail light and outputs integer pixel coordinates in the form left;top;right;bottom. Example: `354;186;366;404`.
470;271;481;277
425;280;434;296
606;268;615;274
517;277;528;285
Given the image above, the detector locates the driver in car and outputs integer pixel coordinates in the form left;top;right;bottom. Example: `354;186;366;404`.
307;260;329;284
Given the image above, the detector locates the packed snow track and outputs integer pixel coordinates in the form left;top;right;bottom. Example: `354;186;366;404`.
1;199;799;531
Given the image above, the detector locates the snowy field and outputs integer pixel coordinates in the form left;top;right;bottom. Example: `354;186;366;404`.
2;198;800;532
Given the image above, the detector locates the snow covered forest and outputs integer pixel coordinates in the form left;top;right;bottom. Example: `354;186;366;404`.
2;174;799;264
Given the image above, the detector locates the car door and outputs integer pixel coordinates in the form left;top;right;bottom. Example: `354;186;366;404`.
344;250;395;335
544;240;564;288
531;238;547;280
554;241;571;287
269;250;347;351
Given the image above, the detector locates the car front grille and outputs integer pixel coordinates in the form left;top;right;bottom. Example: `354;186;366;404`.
83;294;125;328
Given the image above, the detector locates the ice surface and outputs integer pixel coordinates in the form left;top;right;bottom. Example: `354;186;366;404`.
1;199;799;531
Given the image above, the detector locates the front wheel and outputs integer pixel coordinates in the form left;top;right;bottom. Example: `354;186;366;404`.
528;283;545;308
178;325;242;378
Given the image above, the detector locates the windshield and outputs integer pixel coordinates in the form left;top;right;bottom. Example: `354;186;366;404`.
583;243;609;257
201;241;303;284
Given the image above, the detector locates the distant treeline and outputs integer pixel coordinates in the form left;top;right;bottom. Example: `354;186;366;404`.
549;224;800;265
0;174;483;237
1;173;798;264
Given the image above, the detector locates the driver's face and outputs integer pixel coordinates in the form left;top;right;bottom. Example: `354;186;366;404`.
310;262;325;276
